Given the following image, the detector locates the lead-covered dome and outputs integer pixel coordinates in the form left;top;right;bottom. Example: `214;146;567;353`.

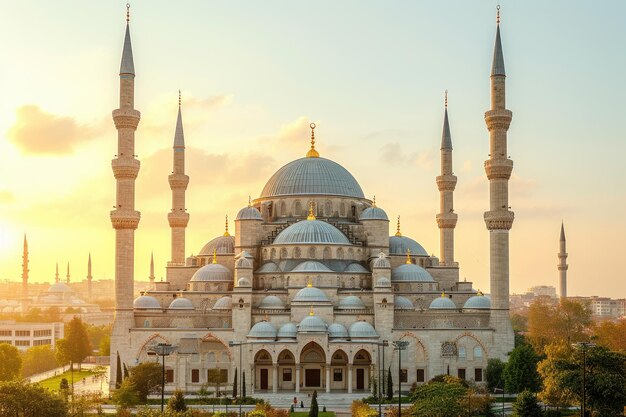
349;321;378;339
259;295;286;310
298;314;328;332
277;322;297;339
212;296;232;310
360;206;389;221
236;206;263;221
328;323;349;339
391;263;435;282
260;157;364;198
168;297;194;310
190;263;232;282
338;296;366;310
463;292;491;309
429;295;457;309
49;282;72;293
293;286;330;303
133;295;161;310
389;236;428;256
292;261;333;273
248;321;277;339
199;235;235;256
394;296;414;310
274;220;350;245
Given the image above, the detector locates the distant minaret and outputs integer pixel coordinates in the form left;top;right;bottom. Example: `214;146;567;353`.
484;6;514;354
436;91;458;266
110;4;141;389
21;235;29;308
55;262;59;283
149;252;155;284
167;91;190;265
87;253;93;300
558;222;568;298
66;262;71;284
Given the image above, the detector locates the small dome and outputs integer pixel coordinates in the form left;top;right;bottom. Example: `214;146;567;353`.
212;296;232;310
168;297;194;310
463;293;491;309
298;314;328;332
338;296;366;310
247;321;277;339
373;252;391;269
190;263;232;282
235;256;253;269
360;206;389;221
199;235;235;256
292;261;333;273
258;295;285;310
375;277;391;287
277;322;297;339
392;263;435;282
237;277;251;287
236;206;263;221
256;262;282;273
49;282;72;293
389;236;428;256
344;263;369;273
134;295;161;310
349;321;378;339
394;296;414;310
274;220;350;245
328;323;349;339
429;295;457;309
293;286;330;303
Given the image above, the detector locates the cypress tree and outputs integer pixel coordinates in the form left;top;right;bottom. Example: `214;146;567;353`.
242;371;247;398
386;368;393;401
122;363;129;380
233;368;238;398
309;390;319;417
115;351;122;389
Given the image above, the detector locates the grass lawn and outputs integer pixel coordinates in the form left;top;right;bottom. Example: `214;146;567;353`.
290;413;335;417
38;369;96;391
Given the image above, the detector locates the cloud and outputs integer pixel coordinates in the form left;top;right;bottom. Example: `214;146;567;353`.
7;105;103;155
378;142;434;169
0;191;15;204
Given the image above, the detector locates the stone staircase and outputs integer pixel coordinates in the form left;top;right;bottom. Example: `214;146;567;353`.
326;220;363;246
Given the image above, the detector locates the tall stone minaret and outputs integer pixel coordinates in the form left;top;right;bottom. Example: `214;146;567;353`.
149;252;155;285
87;253;93;300
110;5;141;388
436;92;458;266
66;262;71;284
558;222;568;298
55;262;59;283
167;92;189;265
484;7;514;355
21;235;29;309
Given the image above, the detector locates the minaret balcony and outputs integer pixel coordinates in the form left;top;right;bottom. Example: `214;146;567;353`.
484;109;512;131
436;174;457;191
112;158;140;179
112;108;141;129
110;209;141;230
484;159;513;180
436;213;458;229
484;210;514;231
168;211;190;227
168;174;189;189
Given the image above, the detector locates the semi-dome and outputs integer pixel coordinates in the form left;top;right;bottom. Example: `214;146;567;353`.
344;263;369;273
236;206;263;221
199;235;235;256
256;262;281;273
392;263;435;282
349;321;378;339
373;252;391;269
190;263;232;282
212;296;232;310
293;286;330;303
328;323;349;339
338;296;366;310
375;277;391;287
133;295;161;310
463;292;491;309
258;295;285;310
168;297;194;310
298;314;328;332
360;206;389;221
292;261;333;273
247;321;277;339
277;322;297;339
49;282;72;293
389;236;428;256
237;277;251;287
429;294;457;309
394;296;414;310
274;220;350;245
235;256;253;269
260;157;364;199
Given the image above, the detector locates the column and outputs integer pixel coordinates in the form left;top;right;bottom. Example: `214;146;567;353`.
272;364;278;393
295;364;300;393
347;364;353;393
326;365;331;393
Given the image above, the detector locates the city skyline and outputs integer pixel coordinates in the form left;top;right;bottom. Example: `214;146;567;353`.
0;1;625;297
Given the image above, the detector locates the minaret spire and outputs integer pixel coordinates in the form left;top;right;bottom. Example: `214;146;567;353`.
21;235;29;308
436;91;458;266
66;262;70;284
149;252;155;284
168;91;190;265
558;222;568;298
306;122;320;158
395;216;402;237
87;252;93;300
55;262;59;283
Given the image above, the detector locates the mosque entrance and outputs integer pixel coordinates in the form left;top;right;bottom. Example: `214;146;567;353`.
356;368;365;390
300;342;326;389
260;369;269;390
305;369;321;387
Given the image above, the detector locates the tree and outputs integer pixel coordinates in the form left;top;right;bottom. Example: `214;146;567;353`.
386;368;393;400
167;389;187;412
593;319;626;352
503;344;541;393
352;400;378;417
512;390;542;417
0;343;22;381
56;317;92;369
99;334;111;356
537;341;576;410
45;306;63;323
232;367;238;398
485;358;506;392
0;380;67;417
242;371;246;397
411;380;467;417
112;378;140;409
123;362;129;380
308;389;319;417
21;345;59;377
116;351;123;389
129;362;162;402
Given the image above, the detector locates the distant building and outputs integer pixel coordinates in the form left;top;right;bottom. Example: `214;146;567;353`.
528;286;557;298
0;321;64;351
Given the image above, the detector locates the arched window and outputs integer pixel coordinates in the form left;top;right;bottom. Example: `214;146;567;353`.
324;200;332;217
280;248;288;259
458;346;466;360
294;200;302;216
280;201;287;217
336;248;344;260
340;202;346;216
294;247;302;259
323;247;331;259
308;247;316;259
473;346;483;359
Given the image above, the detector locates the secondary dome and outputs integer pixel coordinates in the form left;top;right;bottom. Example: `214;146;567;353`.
293;286;330;303
49;282;72;293
373;252;391;269
236;206;263;221
260;157;365;199
237;277;251;287
349;321;378;339
258;295;285;310
274;220;350;245
169;297;194;310
375;277;391;287
133;295;161;310
328;323;349;339
292;261;333;273
389;236;428;256
429;295;457;309
199;235;235;256
212;296;232;310
298;314;328;332
394;296;414;310
277;322;297;339
392;263;435;282
338;296;366;310
344;263;369;273
190;263;232;282
360;206;389;221
463;293;491;309
257;262;281;273
247;321;277;339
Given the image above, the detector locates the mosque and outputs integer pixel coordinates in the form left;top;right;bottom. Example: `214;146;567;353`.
110;7;516;394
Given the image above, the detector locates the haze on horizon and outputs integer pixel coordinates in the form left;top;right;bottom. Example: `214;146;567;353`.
0;1;624;298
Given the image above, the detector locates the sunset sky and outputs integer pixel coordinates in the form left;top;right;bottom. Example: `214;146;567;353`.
0;1;624;297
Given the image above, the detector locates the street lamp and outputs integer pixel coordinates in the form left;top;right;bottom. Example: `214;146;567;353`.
393;340;409;417
229;341;252;417
149;343;177;414
493;387;505;417
372;340;389;417
572;342;595;417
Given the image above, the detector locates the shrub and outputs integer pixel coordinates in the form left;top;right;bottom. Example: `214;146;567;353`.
168;389;187;412
512;390;542;417
352;400;378;417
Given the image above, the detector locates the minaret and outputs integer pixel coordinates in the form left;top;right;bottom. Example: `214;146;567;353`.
87;253;93;300
167;91;190;265
110;4;141;388
21;235;29;308
66;262;70;284
558;222;568;298
436;91;458;266
149;252;155;284
55;262;59;283
484;6;515;354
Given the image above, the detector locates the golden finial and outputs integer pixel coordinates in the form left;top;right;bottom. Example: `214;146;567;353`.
496;4;500;24
307;201;316;220
441;291;446;298
178;90;181;108
477;289;483;296
395;216;402;237
307;277;313;288
264;314;269;321
405;248;412;264
372;196;377;207
223;215;230;236
306;122;320;158
126;3;130;23
248;195;252;207
212;249;217;264
445;90;448;109
309;306;315;316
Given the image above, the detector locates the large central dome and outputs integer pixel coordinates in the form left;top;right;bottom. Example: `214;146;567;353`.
260;157;364;199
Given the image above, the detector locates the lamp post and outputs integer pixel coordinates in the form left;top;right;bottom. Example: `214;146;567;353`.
573;342;595;417
229;340;251;417
149;343;177;414
494;387;505;417
393;340;409;417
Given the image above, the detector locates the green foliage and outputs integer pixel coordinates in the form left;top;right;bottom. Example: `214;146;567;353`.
411;380;467;417
21;345;59;377
116;351;123;389
309;389;319;417
135;408;195;417
129;361;162;402
112;378;140;409
512;390;542;417
485;358;506;392
351;400;378;417
98;334;110;356
386;368;393;401
504;344;541;393
0;379;67;417
0;343;22;381
167;389;187;412
249;411;266;417
59;377;69;390
86;324;111;355
232;368;238;398
242;371;246;397
55;317;92;368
